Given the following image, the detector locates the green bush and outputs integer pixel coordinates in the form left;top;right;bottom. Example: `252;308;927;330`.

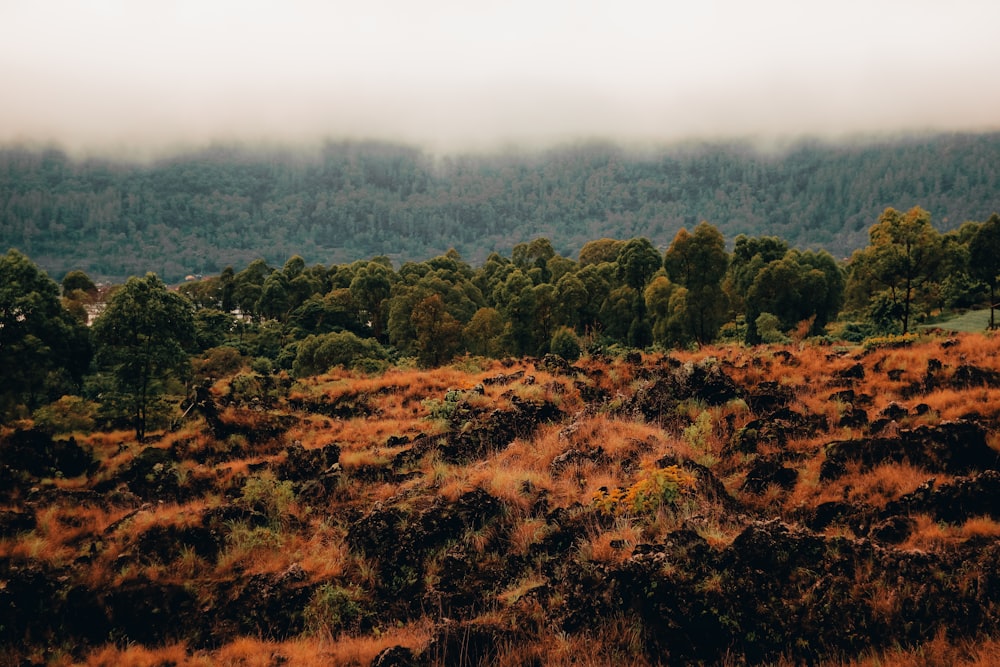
292;331;388;377
550;326;582;361
303;584;365;637
32;395;97;434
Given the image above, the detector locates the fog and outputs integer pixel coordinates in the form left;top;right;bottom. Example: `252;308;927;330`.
2;0;999;157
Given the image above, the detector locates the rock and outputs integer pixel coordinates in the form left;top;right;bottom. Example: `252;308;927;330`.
131;523;222;565
881;471;1000;524
372;645;418;667
105;577;200;645
952;364;1000;389
745;381;794;415
879;402;909;421
275;441;341;481
741;459;799;494
539;353;572;374
835;363;865;381
838;405;869;428
0;429;91;479
821;421;998;480
441;396;561;463
869;515;916;544
0;509;36;536
550;446;608;473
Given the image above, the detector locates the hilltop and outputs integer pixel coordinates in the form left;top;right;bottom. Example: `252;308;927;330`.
3;132;1000;282
4;333;1000;665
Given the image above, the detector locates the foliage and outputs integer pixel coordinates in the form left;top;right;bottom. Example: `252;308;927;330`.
592;464;697;517
31;395;97;434
550;326;582;362
755;312;789;344
239;470;296;527
91;273;195;439
4;136;1000;283
303;584;365;637
293;331;387;377
0;249;92;418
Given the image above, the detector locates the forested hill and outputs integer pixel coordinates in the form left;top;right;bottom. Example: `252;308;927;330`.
2;132;998;283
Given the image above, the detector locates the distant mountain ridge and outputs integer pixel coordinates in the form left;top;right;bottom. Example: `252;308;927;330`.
1;132;998;282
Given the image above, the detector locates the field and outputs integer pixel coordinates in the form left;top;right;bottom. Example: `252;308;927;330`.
4;333;1000;665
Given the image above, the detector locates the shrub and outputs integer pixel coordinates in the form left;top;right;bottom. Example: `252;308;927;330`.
32;395;97;434
293;331;388;377
592;464;697;516
239;471;296;526
303;584;365;637
550;326;582;362
192;346;244;380
755;312;789;344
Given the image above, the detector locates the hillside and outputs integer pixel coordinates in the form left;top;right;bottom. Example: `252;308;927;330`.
4;334;1000;664
2;132;999;282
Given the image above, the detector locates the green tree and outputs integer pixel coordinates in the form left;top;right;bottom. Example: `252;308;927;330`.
349;262;393;341
411;294;463;367
846;207;943;333
91;273;195;439
463;307;505;357
616;237;662;291
0;249;92;417
663;222;730;343
970;213;1000;328
61;270;97;295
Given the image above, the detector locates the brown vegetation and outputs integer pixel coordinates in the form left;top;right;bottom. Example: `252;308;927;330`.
4;334;1000;665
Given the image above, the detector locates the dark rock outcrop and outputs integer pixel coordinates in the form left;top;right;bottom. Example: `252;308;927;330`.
821;420;998;480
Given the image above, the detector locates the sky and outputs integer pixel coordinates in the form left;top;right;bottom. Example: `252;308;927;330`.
1;0;999;156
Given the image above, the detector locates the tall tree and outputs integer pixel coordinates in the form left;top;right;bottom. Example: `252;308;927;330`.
970;213;1000;328
847;207;943;333
664;222;730;343
92;273;195;439
411;294;462;367
0;249;91;417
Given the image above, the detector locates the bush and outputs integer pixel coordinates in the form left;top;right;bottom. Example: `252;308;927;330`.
755;312;789;344
32;395;97;434
550;326;582;361
592;464;697;517
192;346;244;380
303;584;366;637
292;331;388;377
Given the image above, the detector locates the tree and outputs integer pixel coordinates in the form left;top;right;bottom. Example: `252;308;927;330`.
92;273;195;440
61;270;97;295
664;222;730;343
847;207;943;333
616;237;662;291
292;330;387;377
579;238;624;266
970;213;1000;328
349;262;393;341
411;294;462;367
463;307;505;357
0;249;91;417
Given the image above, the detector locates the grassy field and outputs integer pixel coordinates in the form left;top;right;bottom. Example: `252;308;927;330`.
920;308;994;333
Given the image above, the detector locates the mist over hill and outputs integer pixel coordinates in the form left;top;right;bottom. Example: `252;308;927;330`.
2;132;998;283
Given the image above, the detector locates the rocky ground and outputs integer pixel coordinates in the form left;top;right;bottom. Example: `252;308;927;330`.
4;334;1000;665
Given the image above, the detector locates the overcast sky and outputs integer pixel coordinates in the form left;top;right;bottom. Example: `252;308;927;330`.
2;0;999;156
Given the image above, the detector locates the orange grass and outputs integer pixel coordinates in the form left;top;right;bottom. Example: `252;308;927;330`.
75;621;433;667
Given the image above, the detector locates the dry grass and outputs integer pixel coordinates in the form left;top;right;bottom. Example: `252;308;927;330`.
74;621;433;667
12;332;1000;667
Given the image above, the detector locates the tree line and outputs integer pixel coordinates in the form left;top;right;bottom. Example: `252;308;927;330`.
3;206;999;438
2;133;1000;282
